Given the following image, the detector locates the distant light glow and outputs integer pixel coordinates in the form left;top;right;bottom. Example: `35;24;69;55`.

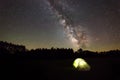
73;58;91;71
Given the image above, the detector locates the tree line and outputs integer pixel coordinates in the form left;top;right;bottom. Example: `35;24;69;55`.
0;41;120;59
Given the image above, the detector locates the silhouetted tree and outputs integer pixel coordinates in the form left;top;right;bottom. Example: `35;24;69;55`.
0;41;120;58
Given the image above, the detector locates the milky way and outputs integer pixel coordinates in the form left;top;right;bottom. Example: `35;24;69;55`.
1;0;120;51
47;0;90;49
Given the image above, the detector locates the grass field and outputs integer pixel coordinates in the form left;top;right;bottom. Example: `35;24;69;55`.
7;57;119;80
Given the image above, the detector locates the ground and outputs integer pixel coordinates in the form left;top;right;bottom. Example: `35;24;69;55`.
1;57;119;80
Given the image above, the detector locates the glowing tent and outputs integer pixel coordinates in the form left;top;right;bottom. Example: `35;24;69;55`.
73;58;91;71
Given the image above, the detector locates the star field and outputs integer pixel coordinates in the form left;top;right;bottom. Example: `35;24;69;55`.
0;0;120;51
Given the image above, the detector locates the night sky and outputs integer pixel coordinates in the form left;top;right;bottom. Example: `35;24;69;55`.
0;0;120;51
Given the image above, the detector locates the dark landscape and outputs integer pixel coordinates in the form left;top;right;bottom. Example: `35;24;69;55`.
0;41;120;80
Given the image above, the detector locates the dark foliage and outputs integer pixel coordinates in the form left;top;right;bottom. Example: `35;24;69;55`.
0;41;120;59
